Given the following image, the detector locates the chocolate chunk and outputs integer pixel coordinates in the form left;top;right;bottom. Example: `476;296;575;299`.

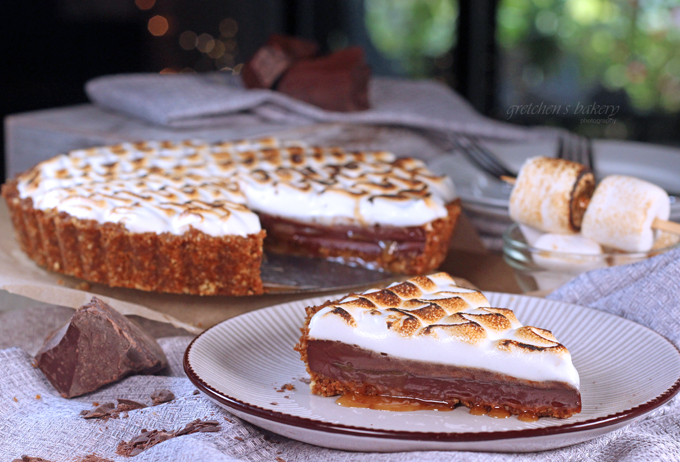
242;34;319;89
151;389;174;405
193;389;200;395
35;297;167;398
277;47;370;112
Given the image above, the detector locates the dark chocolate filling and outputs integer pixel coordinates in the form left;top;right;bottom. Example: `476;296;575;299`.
307;340;581;415
258;213;427;256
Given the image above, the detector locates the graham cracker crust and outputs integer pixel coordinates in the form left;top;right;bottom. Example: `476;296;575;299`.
2;179;265;296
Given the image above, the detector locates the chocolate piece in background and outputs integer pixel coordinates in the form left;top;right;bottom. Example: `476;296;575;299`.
151;389;175;406
75;455;114;462
81;399;147;420
35;297;168;398
242;34;319;89
12;457;53;462
116;420;221;457
277;47;371;112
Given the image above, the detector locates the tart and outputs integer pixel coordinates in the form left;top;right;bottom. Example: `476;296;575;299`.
295;272;582;419
2;138;459;295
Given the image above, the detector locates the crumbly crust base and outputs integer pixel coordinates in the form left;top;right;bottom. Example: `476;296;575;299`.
267;200;461;274
3;183;458;294
2;180;265;296
295;299;579;419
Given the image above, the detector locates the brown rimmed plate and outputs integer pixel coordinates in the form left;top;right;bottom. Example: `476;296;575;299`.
184;292;680;452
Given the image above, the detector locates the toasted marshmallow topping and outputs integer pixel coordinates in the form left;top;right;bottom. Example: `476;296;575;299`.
17;138;457;237
308;272;580;388
581;175;670;253
509;156;594;234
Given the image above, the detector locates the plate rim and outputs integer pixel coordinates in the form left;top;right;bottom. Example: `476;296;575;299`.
184;293;680;443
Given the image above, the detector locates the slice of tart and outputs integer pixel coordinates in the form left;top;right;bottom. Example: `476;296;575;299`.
296;272;582;419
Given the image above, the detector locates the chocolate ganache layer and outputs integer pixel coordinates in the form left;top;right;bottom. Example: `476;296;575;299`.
307;339;581;418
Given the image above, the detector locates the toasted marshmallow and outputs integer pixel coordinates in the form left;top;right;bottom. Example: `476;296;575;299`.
308;272;580;388
581;175;670;253
17;138;457;237
509;157;595;234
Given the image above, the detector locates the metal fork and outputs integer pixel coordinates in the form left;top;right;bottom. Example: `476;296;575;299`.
450;136;517;180
556;133;595;172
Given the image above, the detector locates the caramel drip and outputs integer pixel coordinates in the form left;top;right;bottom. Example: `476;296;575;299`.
336;393;453;412
518;411;539;422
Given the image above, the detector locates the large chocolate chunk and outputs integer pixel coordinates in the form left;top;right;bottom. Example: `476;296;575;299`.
242;34;319;89
35;297;168;398
277;47;371;112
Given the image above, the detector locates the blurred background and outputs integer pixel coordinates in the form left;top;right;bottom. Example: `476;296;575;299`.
2;0;680;182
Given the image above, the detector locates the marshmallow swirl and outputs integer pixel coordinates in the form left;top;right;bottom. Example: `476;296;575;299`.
308;272;580;388
17;138;457;237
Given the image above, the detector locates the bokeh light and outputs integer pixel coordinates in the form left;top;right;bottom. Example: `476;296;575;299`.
135;0;155;10
148;16;169;36
196;33;215;53
179;31;198;50
219;18;238;38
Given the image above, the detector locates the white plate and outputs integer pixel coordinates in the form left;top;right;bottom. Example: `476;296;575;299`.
429;139;680;220
184;293;680;453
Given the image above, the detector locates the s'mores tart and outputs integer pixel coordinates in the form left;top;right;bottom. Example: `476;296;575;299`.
2;138;459;295
296;272;581;419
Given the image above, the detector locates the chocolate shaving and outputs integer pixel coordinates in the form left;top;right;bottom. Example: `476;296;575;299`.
151;389;175;405
81;399;146;421
116;419;221;457
116;399;147;412
75;455;113;462
82;403;116;419
12;457;53;462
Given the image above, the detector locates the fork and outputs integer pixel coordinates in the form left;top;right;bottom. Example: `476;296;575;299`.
556;134;680;200
450;136;517;180
556;133;595;173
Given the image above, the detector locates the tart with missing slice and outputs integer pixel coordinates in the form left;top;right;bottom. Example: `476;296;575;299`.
2;138;459;296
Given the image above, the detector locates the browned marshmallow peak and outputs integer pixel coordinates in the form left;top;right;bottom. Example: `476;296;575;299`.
307;272;580;387
16;138;457;237
509;157;595;234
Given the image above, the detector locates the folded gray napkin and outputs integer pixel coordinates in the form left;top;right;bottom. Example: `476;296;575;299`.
85;73;552;141
2;249;679;461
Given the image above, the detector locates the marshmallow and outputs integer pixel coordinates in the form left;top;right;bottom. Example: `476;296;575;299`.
581;175;670;253
532;233;606;275
518;224;545;247
509;157;595;234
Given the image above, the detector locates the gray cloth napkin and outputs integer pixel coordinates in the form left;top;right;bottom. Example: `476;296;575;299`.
2;249;680;461
85;73;552;142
